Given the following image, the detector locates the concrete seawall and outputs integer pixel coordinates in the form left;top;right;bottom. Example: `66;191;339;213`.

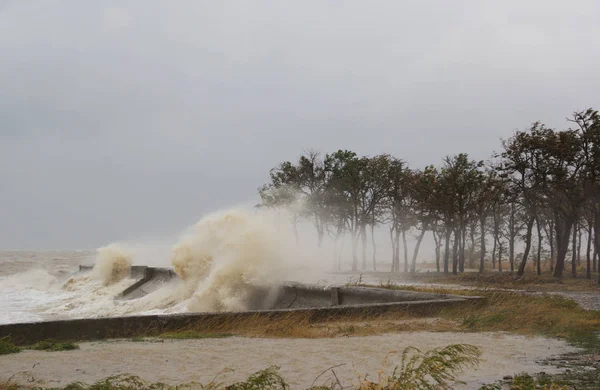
0;298;481;345
0;265;483;345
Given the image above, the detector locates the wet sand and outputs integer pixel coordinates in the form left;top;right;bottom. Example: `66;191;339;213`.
1;332;577;389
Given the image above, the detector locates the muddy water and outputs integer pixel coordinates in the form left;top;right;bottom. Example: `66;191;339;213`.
0;332;576;389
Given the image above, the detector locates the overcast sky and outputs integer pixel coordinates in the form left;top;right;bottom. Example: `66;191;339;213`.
1;1;599;250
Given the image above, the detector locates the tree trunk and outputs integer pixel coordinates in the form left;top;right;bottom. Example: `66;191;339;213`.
595;207;600;283
491;233;497;271
498;240;503;272
433;230;441;273
517;217;535;276
509;204;516;273
395;229;401;273
594;249;598;274
577;224;582;266
572;221;577;277
361;224;367;270
351;229;359;271
371;223;377;272
479;217;486;273
411;229;427;273
547;221;555;271
389;228;396;272
459;224;466;273
509;233;515;273
452;229;459;275
536;218;542;276
553;214;574;278
316;218;324;248
443;227;451;274
587;218;592;280
402;229;409;273
468;224;476;269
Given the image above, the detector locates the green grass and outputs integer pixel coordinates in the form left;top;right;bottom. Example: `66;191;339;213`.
0;336;21;355
30;339;79;352
158;331;233;340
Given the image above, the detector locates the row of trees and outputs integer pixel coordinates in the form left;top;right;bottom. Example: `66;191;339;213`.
257;109;600;279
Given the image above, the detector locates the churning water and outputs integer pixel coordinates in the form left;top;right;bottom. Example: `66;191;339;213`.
0;208;339;325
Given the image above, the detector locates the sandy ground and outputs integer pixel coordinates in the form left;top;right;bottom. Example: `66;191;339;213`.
1;332;577;390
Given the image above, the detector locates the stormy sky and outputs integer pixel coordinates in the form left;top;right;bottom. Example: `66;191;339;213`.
1;1;599;250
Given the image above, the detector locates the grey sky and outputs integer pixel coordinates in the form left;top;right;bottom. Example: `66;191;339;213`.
1;1;599;250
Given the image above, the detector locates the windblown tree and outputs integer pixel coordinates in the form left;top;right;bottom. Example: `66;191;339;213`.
490;190;510;272
257;106;600;279
324;151;391;271
258;151;335;246
499;124;548;276
569;109;600;281
360;154;393;271
408;166;438;273
472;169;503;273
386;157;414;273
434;154;484;274
540;129;586;278
293;150;331;247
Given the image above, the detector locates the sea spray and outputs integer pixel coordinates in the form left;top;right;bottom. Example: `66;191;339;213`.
1;206;320;322
171;208;291;312
91;244;133;285
54;207;295;316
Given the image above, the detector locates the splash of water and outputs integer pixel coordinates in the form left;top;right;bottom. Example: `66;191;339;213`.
91;244;133;285
0;206;331;324
171;208;289;312
57;207;294;316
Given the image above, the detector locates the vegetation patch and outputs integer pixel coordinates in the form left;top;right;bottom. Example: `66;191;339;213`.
0;336;21;355
357;344;481;389
359;284;600;343
31;339;79;352
407;272;600;292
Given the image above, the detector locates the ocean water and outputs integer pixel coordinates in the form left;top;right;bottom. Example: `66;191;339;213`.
0;250;93;324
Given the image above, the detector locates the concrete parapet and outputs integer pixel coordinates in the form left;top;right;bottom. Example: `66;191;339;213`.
0;265;484;345
0;297;481;345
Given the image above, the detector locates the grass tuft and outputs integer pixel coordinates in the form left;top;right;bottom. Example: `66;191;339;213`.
358;343;481;390
53;367;288;390
0;336;21;355
31;339;80;352
228;366;289;390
